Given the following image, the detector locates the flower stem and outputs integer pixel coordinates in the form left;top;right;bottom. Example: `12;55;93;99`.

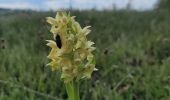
65;80;80;100
73;81;80;100
65;82;74;100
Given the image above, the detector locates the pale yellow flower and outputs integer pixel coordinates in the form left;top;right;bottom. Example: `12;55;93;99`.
46;12;96;83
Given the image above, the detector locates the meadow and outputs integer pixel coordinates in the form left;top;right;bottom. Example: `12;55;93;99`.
0;8;170;100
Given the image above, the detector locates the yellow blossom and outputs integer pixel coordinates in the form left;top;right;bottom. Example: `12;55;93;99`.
46;12;96;83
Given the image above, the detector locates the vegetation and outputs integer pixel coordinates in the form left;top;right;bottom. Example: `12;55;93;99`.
0;2;170;100
156;0;170;10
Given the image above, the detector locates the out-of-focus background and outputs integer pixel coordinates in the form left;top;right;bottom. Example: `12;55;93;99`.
0;0;170;100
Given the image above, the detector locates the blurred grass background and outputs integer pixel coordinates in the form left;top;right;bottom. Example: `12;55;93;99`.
0;0;170;100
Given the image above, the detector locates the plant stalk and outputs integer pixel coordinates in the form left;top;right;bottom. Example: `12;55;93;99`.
65;80;80;100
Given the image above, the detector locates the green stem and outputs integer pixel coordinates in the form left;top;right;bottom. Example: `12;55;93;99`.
73;81;80;100
65;80;80;100
65;81;74;100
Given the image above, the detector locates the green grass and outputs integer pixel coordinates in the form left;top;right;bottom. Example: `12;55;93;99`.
0;9;170;100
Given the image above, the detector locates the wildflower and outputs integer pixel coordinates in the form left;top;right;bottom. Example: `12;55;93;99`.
46;12;96;83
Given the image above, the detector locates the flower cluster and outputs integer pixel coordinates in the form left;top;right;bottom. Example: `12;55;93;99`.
46;12;96;83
